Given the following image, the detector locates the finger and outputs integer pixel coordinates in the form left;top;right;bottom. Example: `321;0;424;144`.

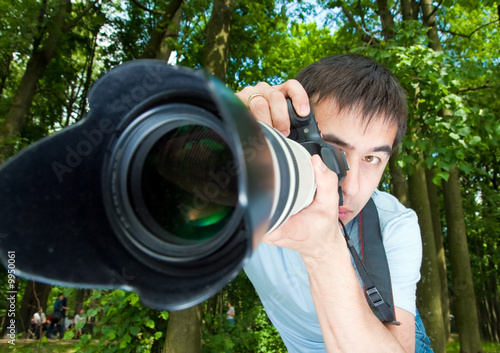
311;155;339;209
263;217;307;248
235;84;273;126
275;79;311;117
254;82;290;135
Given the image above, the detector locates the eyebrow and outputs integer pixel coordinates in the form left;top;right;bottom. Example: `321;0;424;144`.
322;133;393;155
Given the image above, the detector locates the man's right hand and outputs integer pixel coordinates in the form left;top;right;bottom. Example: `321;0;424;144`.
235;79;311;137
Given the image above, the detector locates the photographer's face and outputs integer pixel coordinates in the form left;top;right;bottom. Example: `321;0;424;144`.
314;98;397;224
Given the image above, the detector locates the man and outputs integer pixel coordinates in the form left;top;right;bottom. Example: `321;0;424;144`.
31;307;47;339
47;293;68;339
237;54;431;352
226;302;235;326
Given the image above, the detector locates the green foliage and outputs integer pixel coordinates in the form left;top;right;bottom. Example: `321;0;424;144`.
202;272;287;353
446;337;500;352
203;304;286;353
75;290;168;353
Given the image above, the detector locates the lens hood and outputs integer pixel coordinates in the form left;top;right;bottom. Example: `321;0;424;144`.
0;60;275;310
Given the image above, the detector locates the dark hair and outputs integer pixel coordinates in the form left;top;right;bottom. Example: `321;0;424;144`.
296;54;407;147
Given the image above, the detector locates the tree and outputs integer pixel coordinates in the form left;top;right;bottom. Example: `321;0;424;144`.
18;280;51;334
0;0;99;162
426;169;450;340
163;0;235;351
163;304;202;353
421;0;484;350
443;165;483;352
139;0;184;59
202;0;234;80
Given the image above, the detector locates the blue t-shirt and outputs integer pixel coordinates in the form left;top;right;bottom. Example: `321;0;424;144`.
244;189;422;352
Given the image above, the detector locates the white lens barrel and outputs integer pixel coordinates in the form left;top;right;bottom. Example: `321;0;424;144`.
258;122;316;235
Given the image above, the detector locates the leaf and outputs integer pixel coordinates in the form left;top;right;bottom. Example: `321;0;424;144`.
469;136;481;146
107;330;117;341
449;132;460;140
159;311;169;320
433;171;449;184
458;163;473;174
64;330;75;340
145;319;155;329
129;326;141;336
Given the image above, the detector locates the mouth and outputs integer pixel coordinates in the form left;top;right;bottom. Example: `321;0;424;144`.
338;206;351;221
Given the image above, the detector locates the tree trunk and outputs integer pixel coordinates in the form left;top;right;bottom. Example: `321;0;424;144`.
202;0;235;82
141;0;184;59
73;288;86;316
491;273;500;341
0;0;70;161
156;5;183;61
443;164;483;353
389;147;410;207
163;304;203;353
425;169;450;340
18;280;51;334
376;0;395;40
420;0;441;51
0;0;98;161
162;2;235;350
409;162;446;353
0;52;13;95
400;0;413;21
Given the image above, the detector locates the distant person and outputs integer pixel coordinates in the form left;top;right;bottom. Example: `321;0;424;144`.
74;309;87;339
47;293;65;339
31;307;47;339
226;302;235;326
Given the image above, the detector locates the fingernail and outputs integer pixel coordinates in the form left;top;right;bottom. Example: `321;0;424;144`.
281;130;289;137
300;104;310;116
317;158;327;171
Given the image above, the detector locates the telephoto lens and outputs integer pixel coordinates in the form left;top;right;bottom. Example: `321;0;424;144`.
0;60;345;310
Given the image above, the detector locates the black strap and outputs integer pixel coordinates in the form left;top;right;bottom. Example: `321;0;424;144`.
340;198;398;324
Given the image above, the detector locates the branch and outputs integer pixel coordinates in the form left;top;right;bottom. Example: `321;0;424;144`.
339;0;378;45
440;5;500;38
439;19;499;39
459;84;494;92
422;0;443;24
129;0;164;15
357;0;375;39
63;0;100;31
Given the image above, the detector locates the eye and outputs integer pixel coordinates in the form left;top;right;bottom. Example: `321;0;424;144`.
363;155;380;164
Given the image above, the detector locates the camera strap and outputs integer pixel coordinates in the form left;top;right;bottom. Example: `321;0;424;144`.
340;198;398;325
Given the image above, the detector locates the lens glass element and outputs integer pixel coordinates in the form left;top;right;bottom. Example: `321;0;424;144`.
141;124;238;245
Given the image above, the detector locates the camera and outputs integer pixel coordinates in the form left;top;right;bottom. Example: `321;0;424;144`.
0;60;347;310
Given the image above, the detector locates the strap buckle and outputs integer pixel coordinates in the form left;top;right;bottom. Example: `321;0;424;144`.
366;287;385;307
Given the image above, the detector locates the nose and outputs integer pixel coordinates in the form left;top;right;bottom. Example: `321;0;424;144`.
341;158;360;198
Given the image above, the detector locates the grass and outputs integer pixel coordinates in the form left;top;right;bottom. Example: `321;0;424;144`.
0;338;81;353
2;337;500;352
446;336;500;353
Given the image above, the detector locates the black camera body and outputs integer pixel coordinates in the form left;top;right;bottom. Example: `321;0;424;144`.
287;99;348;205
0;60;347;310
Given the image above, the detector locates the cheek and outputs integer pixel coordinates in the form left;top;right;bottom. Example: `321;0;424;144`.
360;165;386;193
